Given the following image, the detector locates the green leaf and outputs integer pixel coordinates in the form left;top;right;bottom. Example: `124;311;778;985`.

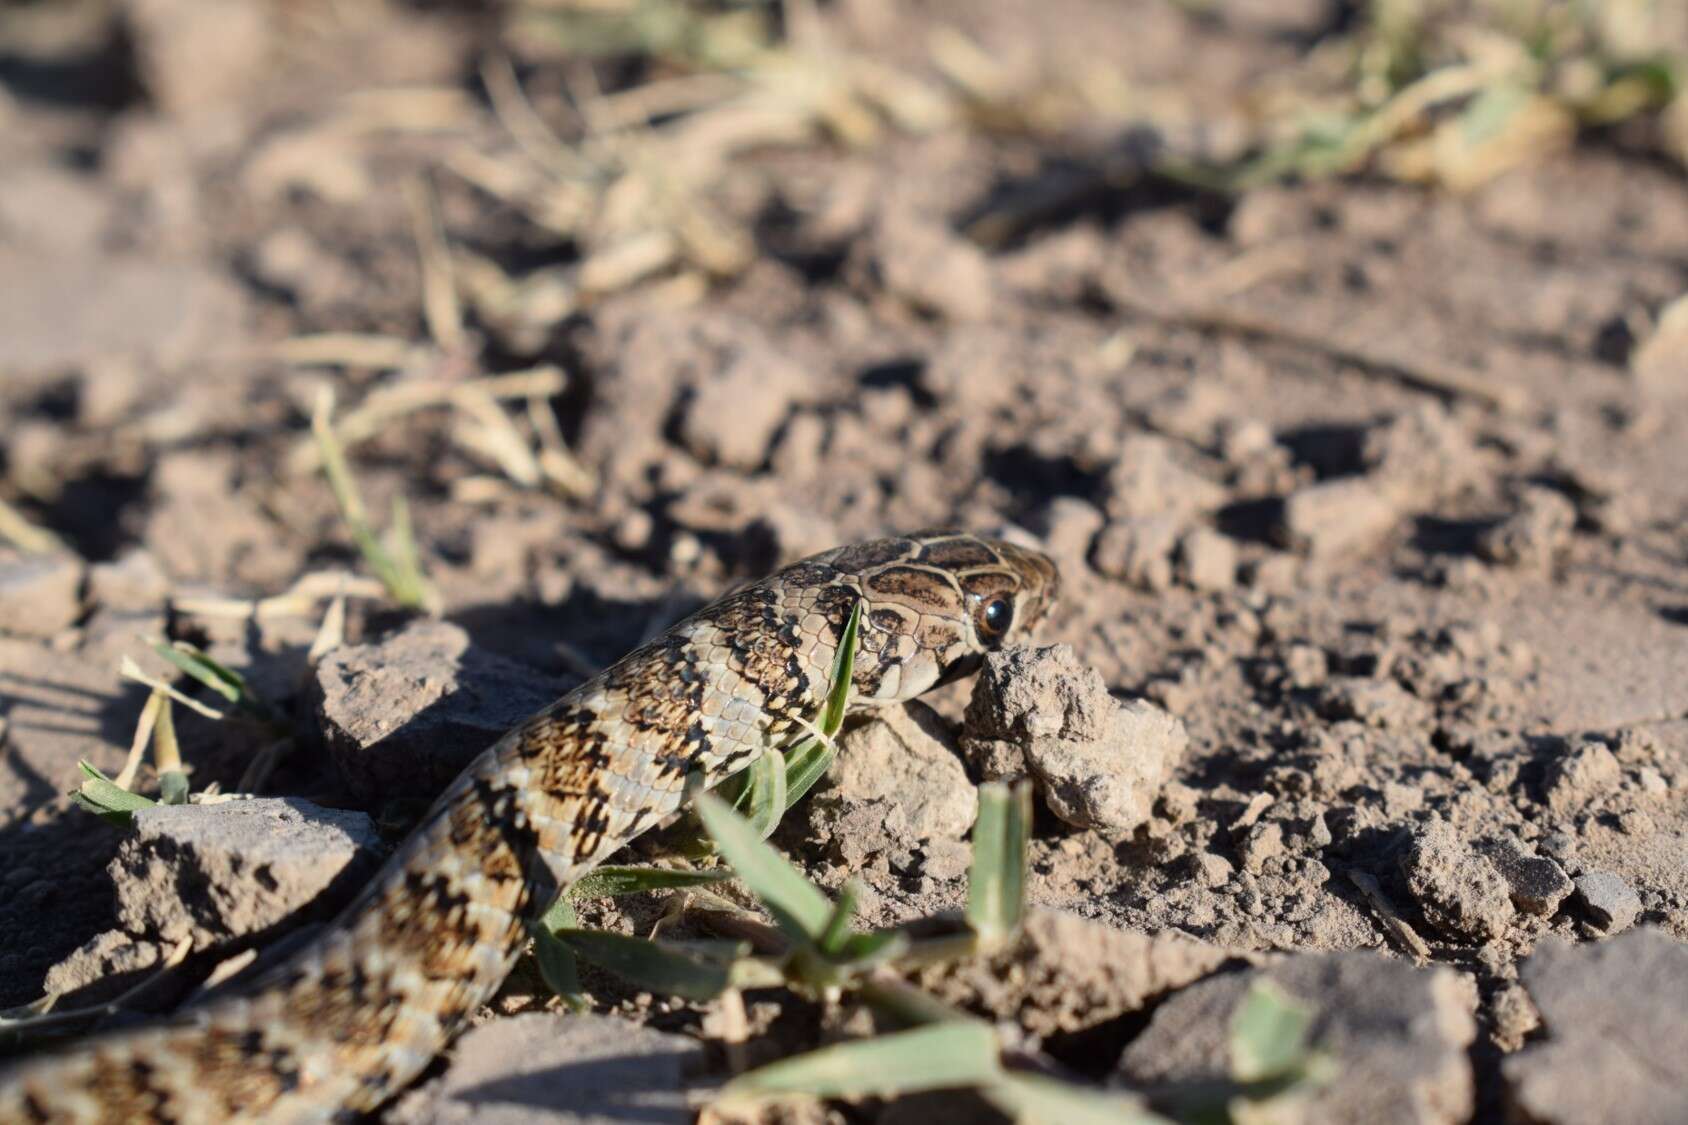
152;642;246;705
820;598;863;737
1230;979;1315;1083
695;792;832;943
983;1073;1172;1125
814;880;859;956
740;749;788;840
780;732;837;811
71;761;157;827
158;771;190;805
532;896;588;1011
966;781;1031;945
722;1020;1003;1101
567;865;733;900
558;930;732;1002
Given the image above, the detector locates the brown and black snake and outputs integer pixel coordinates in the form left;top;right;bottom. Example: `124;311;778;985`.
0;531;1059;1122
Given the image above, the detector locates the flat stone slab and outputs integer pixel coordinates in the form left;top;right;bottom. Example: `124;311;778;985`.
1118;950;1476;1125
1503;930;1688;1125
313;620;569;801
391;1012;704;1124
113;798;382;950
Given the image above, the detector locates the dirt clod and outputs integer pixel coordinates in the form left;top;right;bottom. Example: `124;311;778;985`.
1401;818;1516;941
1478;487;1577;569
0;551;83;639
962;646;1186;836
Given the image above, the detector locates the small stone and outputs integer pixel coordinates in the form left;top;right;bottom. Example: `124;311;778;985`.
1103;436;1226;521
1178;527;1237;592
112;799;382;950
822;701;977;844
1308;812;1334;849
1503;930;1688;1124
1573;872;1641;934
1284;643;1329;689
858;207;993;321
1485;839;1574;916
677;339;803;469
1544;739;1622;812
1401;818;1516;941
1478;487;1577;569
1281;477;1404;558
314;620;570;801
1195;852;1235;888
391;1012;703;1124
1119;951;1476;1125
88;550;168;613
1091;515;1181;590
1321;678;1428;730
44;930;165;1001
1238;821;1284;874
0;551;83;638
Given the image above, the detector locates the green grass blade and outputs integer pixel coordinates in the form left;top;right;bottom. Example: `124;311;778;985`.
1230;978;1314;1082
814;880;859;956
72;761;157;826
741;750;787;840
780;733;837;810
966;781;1031;945
983;1074;1172;1125
696;791;831;943
558;930;731;1002
722;1020;1002;1101
151;642;245;705
158;771;190;805
532;896;588;1011
820;598;863;736
567;865;734;900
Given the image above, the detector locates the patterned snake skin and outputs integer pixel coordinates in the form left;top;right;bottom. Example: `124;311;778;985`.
1;531;1058;1122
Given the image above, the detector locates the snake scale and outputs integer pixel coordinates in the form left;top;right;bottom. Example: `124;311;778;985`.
1;531;1058;1122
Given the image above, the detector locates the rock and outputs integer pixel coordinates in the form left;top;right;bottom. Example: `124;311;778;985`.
123;0;272;114
1544;738;1622;812
911;909;1235;1038
1091;515;1181;591
391;1012;703;1124
1196;852;1235;888
1630;292;1688;397
112;799;382;950
677;337;804;470
811;701;977;868
0;251;247;376
1102;436;1226;521
1503;930;1688;1125
962;645;1187;836
1178;527;1237;592
1238;821;1285;874
1572;871;1642;934
1281;478;1403;559
1401;818;1515;941
0;551;83;638
1485;840;1573;916
1478;487;1577;569
314;620;568;801
857;207;993;321
43;929;165;1000
1319;677;1429;730
87;550;169;613
1118;951;1477;1125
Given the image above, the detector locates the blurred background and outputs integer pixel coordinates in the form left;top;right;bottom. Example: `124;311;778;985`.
2;4;1688;1116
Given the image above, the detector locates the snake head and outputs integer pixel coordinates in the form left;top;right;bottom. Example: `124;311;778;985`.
813;531;1060;704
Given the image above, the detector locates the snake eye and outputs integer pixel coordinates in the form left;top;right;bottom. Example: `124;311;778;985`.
977;596;1014;644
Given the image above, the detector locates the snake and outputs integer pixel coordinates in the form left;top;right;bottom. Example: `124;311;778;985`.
1;531;1058;1122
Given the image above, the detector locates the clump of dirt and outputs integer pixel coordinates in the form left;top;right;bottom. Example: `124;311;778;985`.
2;0;1687;1120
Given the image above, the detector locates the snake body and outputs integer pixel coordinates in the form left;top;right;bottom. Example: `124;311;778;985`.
1;531;1057;1122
